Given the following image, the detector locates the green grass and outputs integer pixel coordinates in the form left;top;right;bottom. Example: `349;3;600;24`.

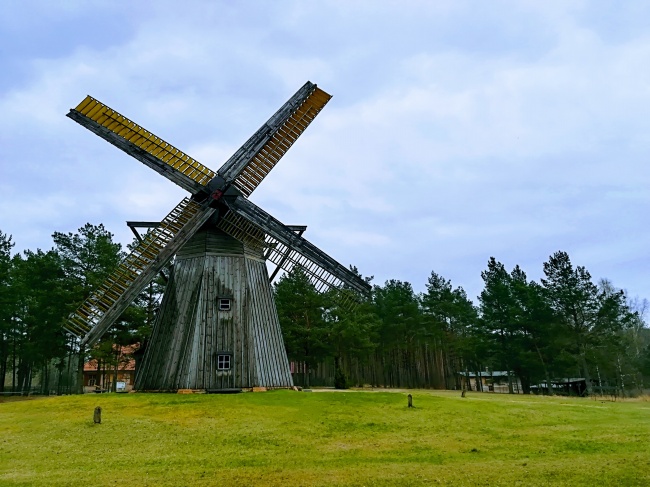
1;390;649;486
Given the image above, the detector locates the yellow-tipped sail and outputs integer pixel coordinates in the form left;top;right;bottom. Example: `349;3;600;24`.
72;96;216;188
231;87;331;197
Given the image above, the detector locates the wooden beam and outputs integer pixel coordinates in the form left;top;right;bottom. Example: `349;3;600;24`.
67;110;206;196
126;221;161;228
80;204;216;347
267;226;306;282
216;82;331;197
126;222;168;284
224;196;370;296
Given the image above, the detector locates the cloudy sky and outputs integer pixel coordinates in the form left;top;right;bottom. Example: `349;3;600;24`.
1;1;649;304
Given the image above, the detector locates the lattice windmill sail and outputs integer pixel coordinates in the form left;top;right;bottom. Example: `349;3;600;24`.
63;82;370;391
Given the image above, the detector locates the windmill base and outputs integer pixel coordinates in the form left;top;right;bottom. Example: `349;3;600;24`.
135;228;293;391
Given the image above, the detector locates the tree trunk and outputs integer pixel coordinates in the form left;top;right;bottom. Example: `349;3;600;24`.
77;345;85;394
113;348;119;393
57;366;63;395
506;371;514;394
12;325;16;392
19;363;32;395
41;365;48;395
66;341;74;395
534;343;554;396
616;355;625;397
579;349;593;395
0;349;6;392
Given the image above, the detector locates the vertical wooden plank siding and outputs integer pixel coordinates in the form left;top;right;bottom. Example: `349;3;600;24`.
135;228;292;391
245;257;293;387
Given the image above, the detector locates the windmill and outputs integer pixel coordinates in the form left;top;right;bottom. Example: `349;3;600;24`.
63;82;370;391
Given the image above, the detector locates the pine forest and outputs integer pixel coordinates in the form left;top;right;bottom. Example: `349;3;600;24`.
1;225;648;396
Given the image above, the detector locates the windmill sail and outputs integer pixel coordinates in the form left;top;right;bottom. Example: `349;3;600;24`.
217;82;332;197
68;83;330;201
68;97;215;194
64;198;216;347
217;196;370;296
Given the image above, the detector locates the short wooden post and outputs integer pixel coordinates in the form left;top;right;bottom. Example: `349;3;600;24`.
407;394;413;408
93;406;102;424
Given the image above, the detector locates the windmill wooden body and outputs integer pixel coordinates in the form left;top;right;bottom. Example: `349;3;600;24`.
63;82;370;391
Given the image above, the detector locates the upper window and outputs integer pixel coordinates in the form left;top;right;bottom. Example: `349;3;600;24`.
218;298;231;311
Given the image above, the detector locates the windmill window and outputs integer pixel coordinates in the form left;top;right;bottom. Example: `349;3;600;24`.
218;298;231;311
217;354;231;371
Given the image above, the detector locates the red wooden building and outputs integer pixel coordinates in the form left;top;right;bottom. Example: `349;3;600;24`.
83;345;137;393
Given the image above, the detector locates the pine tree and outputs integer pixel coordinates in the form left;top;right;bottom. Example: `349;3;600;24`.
274;268;329;387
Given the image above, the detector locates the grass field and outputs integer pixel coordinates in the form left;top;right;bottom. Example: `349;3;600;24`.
1;389;649;486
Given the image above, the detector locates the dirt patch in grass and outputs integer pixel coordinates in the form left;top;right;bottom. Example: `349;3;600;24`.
0;395;45;404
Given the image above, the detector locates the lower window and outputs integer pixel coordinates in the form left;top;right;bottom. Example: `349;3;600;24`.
217;354;231;371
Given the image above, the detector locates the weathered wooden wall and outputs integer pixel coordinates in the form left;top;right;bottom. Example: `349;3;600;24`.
135;228;293;390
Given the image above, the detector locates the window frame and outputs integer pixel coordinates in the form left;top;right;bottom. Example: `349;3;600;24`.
216;353;232;371
218;297;232;311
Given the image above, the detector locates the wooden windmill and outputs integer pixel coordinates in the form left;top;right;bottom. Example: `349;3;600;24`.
63;82;370;391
